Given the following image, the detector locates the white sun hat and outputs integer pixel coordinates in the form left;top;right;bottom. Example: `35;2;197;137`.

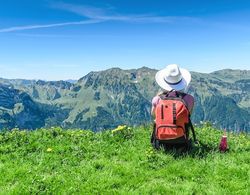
155;64;191;91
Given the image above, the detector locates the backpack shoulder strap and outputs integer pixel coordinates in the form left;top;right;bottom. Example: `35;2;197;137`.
159;89;174;100
188;116;197;142
175;91;187;99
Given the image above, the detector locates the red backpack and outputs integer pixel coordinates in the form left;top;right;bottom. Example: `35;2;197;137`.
152;91;196;147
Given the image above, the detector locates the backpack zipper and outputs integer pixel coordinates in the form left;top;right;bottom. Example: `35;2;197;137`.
161;104;164;119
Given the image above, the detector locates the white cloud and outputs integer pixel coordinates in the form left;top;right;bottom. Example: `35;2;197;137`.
0;2;199;33
14;33;79;38
50;2;108;20
0;19;101;33
50;2;199;23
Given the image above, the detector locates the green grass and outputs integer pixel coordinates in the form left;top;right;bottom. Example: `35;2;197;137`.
0;125;249;194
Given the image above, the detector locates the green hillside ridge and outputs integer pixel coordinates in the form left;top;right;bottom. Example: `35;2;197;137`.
0;125;249;194
210;69;250;83
0;68;249;131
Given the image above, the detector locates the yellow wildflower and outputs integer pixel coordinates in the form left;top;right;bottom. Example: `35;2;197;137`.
47;148;53;152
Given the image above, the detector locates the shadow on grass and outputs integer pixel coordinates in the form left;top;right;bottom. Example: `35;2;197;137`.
162;141;218;159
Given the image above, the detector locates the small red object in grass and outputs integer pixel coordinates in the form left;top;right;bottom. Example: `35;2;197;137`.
219;129;228;152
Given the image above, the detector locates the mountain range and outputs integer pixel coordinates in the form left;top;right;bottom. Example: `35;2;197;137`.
0;67;249;132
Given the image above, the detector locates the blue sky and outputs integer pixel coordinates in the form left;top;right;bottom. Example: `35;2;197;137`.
0;0;250;80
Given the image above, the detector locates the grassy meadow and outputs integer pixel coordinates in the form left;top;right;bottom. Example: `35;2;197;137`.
0;125;249;194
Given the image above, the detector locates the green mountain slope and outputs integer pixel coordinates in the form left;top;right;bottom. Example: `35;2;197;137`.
0;126;249;194
0;68;249;131
0;85;46;129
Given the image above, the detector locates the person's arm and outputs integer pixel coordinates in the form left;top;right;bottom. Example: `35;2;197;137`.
151;96;159;119
151;106;156;118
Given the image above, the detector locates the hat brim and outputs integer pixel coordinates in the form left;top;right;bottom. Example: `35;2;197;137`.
155;68;191;91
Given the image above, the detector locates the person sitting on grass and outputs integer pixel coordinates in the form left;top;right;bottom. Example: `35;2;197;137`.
151;64;196;150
